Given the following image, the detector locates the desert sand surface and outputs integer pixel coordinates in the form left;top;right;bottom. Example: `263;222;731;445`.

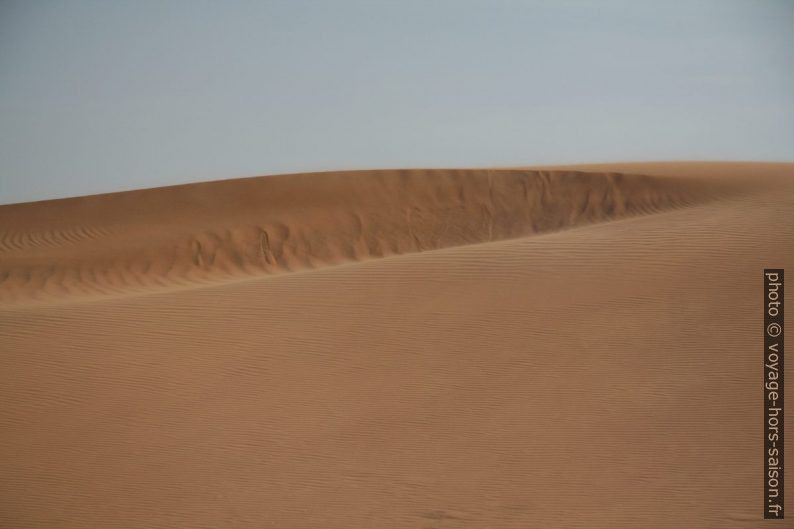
0;162;792;528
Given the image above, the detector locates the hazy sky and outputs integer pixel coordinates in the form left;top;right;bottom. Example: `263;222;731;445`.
1;0;793;204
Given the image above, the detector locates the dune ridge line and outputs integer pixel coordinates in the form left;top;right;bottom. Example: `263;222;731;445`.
0;167;749;305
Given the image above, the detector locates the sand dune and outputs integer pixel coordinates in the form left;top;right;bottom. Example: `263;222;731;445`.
0;162;792;528
0;167;748;305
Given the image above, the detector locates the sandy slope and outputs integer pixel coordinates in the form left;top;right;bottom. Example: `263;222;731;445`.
0;167;745;305
0;162;792;528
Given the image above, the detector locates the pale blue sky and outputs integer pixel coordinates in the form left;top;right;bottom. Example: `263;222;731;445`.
1;0;793;204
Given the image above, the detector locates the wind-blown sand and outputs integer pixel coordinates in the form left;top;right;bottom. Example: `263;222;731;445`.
0;162;792;527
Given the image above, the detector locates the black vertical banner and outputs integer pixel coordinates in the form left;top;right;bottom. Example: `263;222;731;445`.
764;269;784;519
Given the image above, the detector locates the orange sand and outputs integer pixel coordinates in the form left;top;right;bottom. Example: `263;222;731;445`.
1;162;792;527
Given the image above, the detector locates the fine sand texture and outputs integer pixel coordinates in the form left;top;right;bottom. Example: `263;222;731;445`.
0;162;792;527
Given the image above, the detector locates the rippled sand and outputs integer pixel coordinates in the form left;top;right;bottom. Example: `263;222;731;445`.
1;162;792;528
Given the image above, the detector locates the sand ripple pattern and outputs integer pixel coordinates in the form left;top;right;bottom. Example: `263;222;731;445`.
0;169;737;305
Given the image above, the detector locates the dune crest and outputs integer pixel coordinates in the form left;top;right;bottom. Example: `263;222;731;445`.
0;168;739;305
